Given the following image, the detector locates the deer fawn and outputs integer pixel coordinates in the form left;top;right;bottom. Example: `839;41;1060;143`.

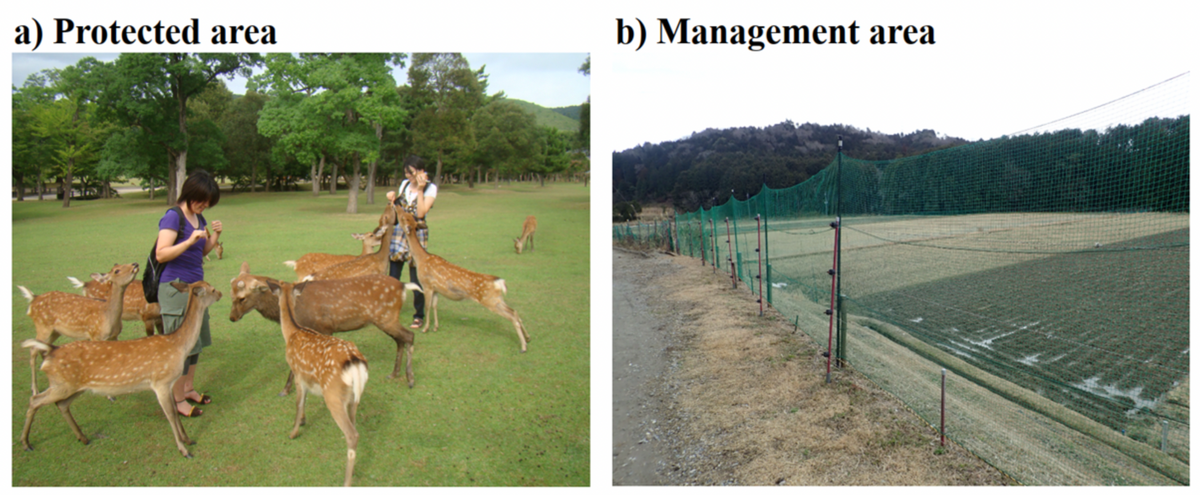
514;215;537;254
20;280;222;459
284;230;386;281
396;208;531;352
230;262;419;394
303;205;398;282
68;273;164;337
19;262;140;395
271;279;369;487
203;242;223;262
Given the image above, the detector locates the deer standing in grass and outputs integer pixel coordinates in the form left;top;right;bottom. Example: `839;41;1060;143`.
20;280;222;459
204;241;224;262
230;262;419;394
271;279;368;487
19;262;140;396
68;272;163;337
284;230;385;281
514;215;537;254
303;205;398;282
396;208;531;352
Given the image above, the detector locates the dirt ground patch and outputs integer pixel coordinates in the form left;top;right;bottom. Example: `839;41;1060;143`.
612;247;1011;485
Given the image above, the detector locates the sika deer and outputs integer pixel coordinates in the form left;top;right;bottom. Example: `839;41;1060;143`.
396;209;530;352
303;205;398;282
68;273;163;337
230;262;419;394
284;230;385;281
272;279;368;487
205;241;224;262
20;280;222;459
514;215;537;254
19;263;140;395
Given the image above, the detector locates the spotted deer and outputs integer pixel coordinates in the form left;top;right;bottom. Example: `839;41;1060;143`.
514;215;537;254
68;273;163;337
204;241;224;262
303;205;397;282
284;230;385;281
396;208;530;352
19;263;140;396
271;279;368;487
20;280;222;459
230;262;419;394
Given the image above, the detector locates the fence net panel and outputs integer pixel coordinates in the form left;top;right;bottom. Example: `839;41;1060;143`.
614;73;1189;485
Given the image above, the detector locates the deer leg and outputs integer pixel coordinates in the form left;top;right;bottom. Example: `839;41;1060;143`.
280;370;296;396
325;394;359;487
29;348;41;396
143;317;157;337
290;382;308;439
423;293;439;333
383;325;417;388
153;382;193;458
55;391;90;445
22;385;78;450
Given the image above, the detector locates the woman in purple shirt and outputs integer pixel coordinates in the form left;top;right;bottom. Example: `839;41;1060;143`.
154;170;223;417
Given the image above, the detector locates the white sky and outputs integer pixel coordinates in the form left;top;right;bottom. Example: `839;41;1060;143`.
2;1;1197;488
11;52;590;108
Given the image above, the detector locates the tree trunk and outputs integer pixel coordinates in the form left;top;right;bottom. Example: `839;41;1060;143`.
434;155;444;185
62;161;74;208
37;171;45;200
174;150;188;204
347;153;361;214
149;176;155;201
314;155;326;196
329;161;338;195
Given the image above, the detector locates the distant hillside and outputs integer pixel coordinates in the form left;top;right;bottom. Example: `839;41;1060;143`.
506;99;580;134
613;121;968;211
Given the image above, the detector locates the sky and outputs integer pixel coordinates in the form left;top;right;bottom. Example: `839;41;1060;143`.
11;52;591;109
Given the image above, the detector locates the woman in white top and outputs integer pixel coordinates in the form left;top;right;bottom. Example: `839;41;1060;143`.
386;156;438;328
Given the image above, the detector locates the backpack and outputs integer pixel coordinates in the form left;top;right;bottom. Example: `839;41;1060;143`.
143;206;203;304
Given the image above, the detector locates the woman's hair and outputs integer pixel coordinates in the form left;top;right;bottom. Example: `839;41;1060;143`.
403;155;426;172
177;169;221;208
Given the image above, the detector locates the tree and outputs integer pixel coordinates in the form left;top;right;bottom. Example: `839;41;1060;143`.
102;53;260;204
472;100;541;185
253;53;407;212
407;53;497;186
577;55;590;152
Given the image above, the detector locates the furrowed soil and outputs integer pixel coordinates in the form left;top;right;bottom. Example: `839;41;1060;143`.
612;247;1010;486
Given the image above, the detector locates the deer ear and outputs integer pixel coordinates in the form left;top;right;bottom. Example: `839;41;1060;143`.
169;281;188;292
90;273;105;282
240;261;250;274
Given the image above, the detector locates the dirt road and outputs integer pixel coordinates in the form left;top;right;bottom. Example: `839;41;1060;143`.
611;247;1009;486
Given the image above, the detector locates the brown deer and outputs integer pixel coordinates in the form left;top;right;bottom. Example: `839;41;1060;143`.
514;215;537;254
20;280;222;459
284;230;385;281
230;262;419;394
303;205;398;282
204;241;224;262
68;273;164;337
396;208;530;352
19;263;140;395
271;279;368;487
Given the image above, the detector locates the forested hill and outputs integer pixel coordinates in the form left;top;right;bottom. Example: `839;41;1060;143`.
506;99;582;133
613;121;967;211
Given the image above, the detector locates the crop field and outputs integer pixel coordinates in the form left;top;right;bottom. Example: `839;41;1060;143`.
729;212;1189;459
10;182;590;486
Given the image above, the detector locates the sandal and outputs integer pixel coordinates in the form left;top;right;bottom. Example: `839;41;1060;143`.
177;401;203;418
185;392;213;405
410;318;423;329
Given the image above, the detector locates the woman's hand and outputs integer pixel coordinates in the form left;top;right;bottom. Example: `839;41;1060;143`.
211;220;223;235
386;191;397;202
188;228;208;245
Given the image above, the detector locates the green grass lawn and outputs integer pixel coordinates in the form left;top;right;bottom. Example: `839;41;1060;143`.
10;182;590;486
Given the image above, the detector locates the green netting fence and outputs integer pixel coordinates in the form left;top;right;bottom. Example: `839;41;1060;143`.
615;73;1189;485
